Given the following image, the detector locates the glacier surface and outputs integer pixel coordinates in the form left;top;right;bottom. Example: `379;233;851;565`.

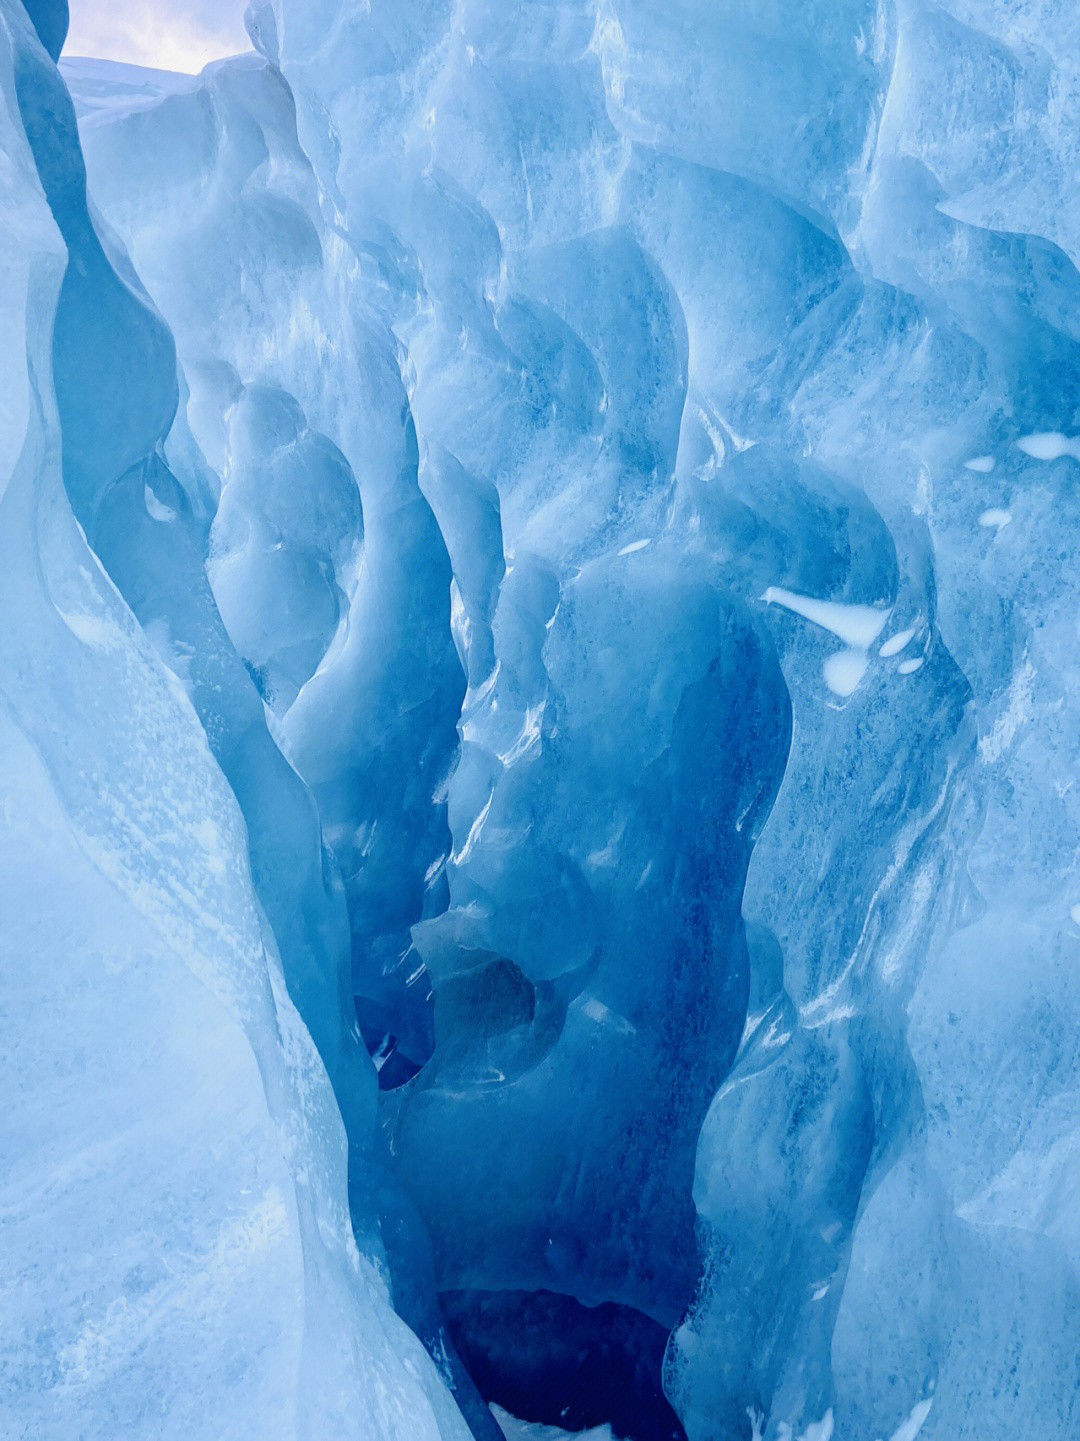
2;0;1079;1438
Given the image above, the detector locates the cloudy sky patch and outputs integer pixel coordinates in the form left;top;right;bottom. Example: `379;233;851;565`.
65;0;251;73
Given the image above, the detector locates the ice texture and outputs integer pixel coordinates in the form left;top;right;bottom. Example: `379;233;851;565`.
0;6;471;1440
2;0;1079;1438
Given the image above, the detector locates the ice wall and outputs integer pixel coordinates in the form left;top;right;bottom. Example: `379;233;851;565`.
0;4;471;1438
228;5;1080;1436
4;0;1078;1438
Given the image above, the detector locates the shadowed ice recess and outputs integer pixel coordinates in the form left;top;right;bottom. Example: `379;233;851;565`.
2;0;1079;1438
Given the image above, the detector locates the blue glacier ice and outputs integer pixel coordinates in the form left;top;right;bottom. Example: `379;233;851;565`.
2;0;1080;1437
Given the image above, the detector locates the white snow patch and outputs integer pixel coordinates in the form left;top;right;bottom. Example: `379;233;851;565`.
879;625;917;658
978;508;1011;529
823;648;869;697
963;455;995;472
897;657;924;675
1016;432;1080;462
617;538;651;555
763;586;891;648
144;484;177;522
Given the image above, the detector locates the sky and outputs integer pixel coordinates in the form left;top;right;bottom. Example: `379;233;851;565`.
64;0;252;73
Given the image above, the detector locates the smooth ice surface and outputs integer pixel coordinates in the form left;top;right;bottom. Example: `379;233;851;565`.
4;0;1080;1438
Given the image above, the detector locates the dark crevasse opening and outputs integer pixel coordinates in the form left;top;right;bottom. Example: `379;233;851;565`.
441;1290;687;1441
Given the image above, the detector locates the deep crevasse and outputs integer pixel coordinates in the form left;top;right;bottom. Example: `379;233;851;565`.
2;1;1079;1439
